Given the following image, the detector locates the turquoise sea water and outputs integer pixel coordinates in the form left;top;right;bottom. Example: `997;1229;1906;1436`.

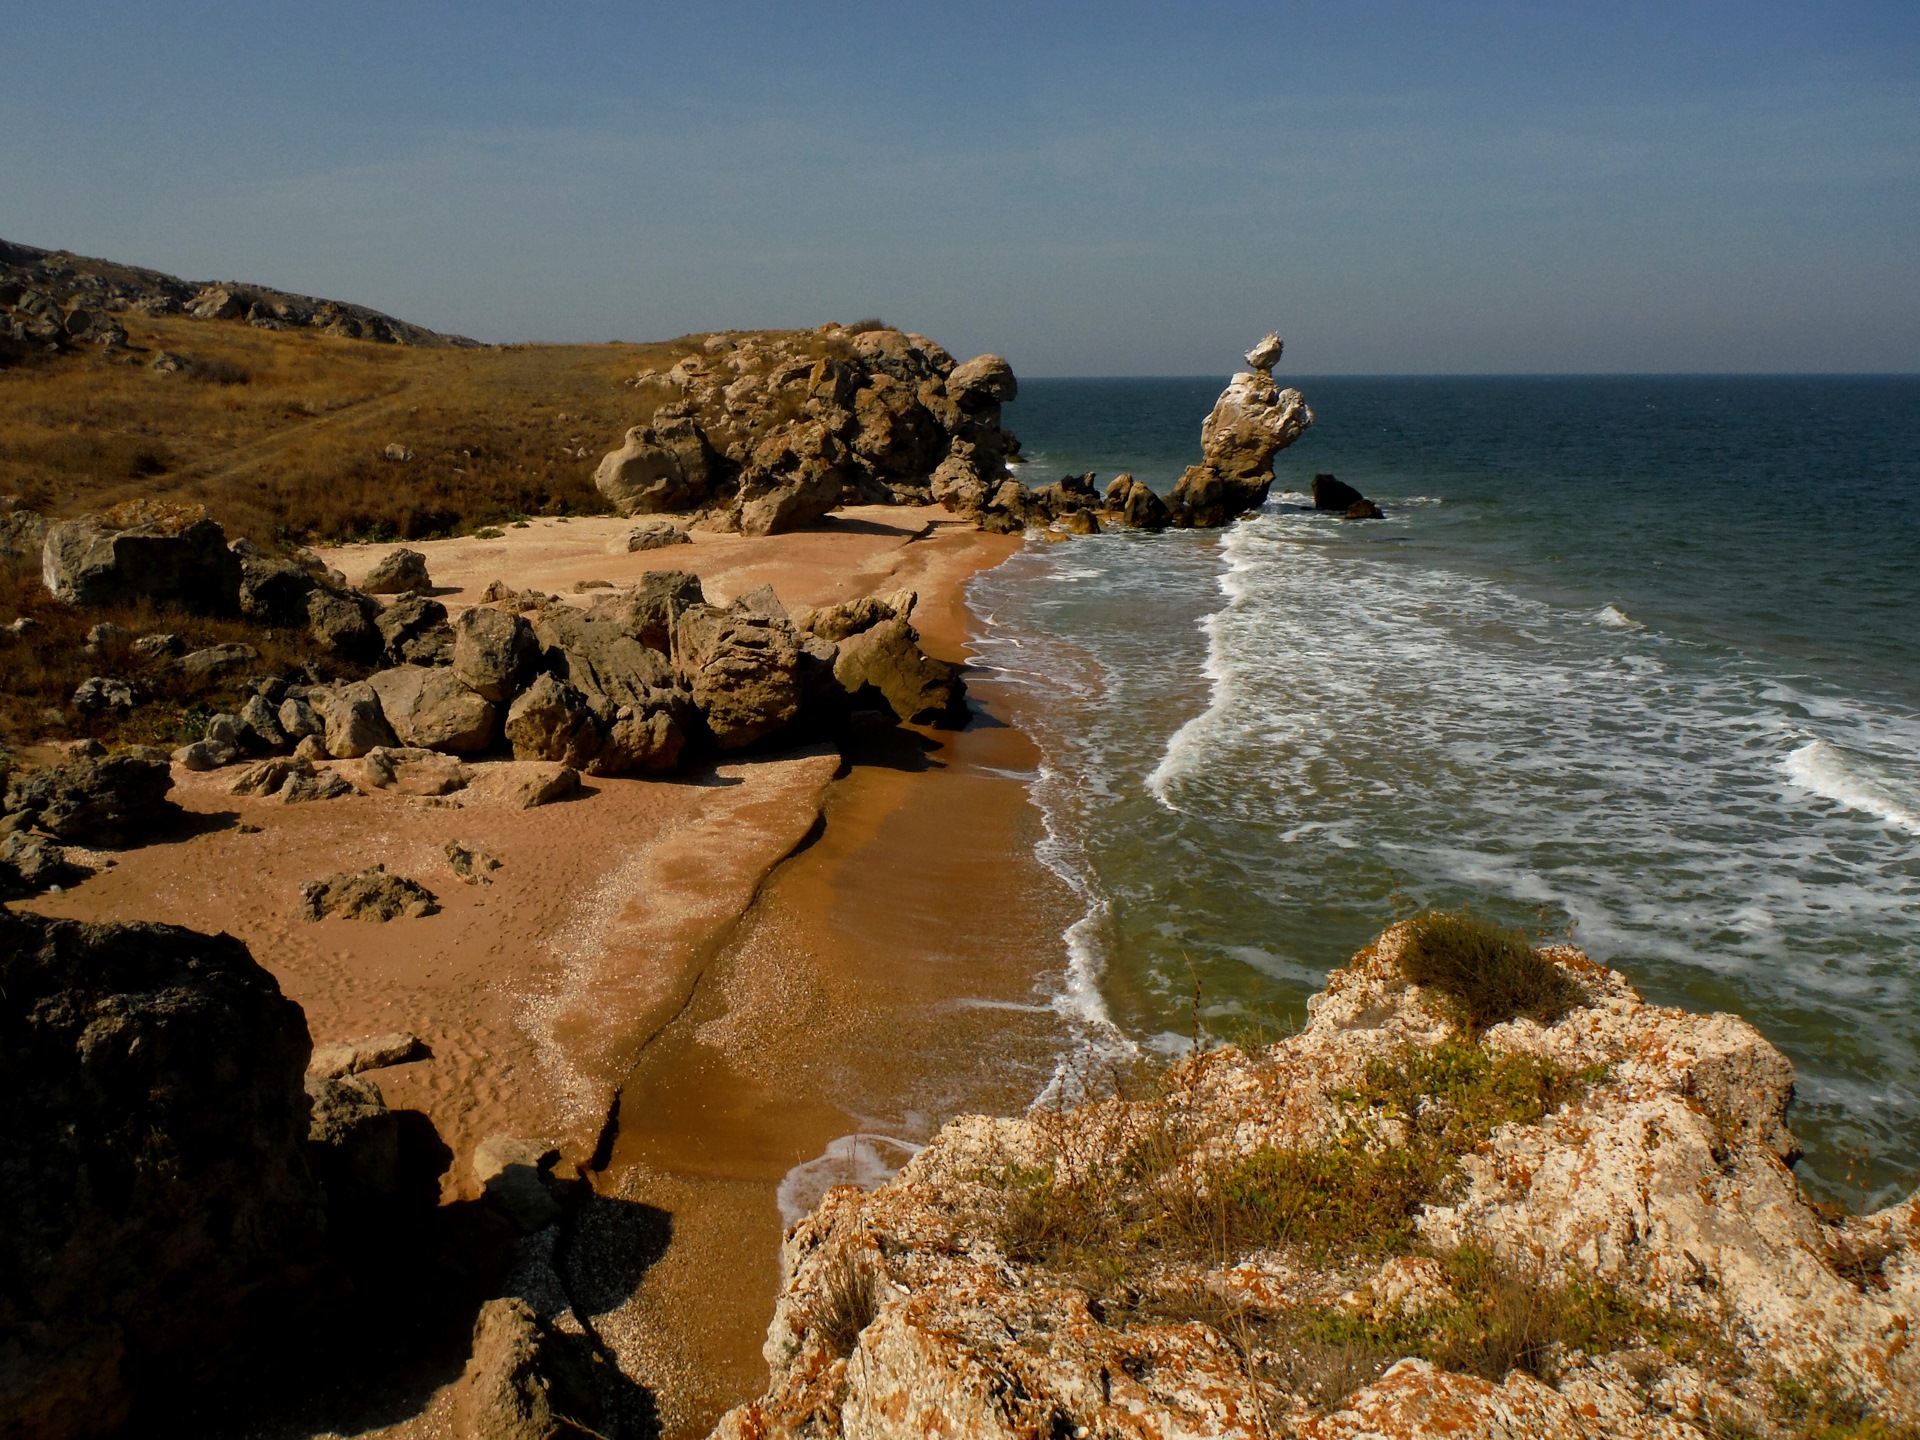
974;375;1920;1210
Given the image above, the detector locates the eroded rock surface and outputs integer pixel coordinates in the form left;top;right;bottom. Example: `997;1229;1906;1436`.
714;925;1920;1439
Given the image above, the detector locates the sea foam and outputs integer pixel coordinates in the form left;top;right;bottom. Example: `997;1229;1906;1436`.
1783;738;1920;838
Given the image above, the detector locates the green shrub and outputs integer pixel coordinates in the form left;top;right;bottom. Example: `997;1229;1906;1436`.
1400;910;1585;1029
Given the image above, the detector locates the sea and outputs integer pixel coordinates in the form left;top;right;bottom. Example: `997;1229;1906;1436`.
972;374;1920;1213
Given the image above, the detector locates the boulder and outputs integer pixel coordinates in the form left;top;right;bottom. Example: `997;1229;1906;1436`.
444;841;501;886
1054;508;1100;536
0;912;322;1440
237;693;288;750
130;632;184;660
673;600;806;749
344;746;471;796
833;618;968;726
0;508;49;574
308;1031;426;1079
304;1072;400;1218
0;831;86;898
306;587;382;663
1244;331;1285;370
946;353;1018;408
503;674;602;769
1103;474;1171;530
1168;463;1273;529
40;503;242;614
1346;498;1386;520
793;594;903;644
462;761;581;810
735;422;852;535
1199;370;1313;481
313;681;398;759
228;757;312;798
592;416;718;514
375;593;454;665
278;769;356;803
616;519;691;552
849;377;946;477
231;539;318;625
361;547;431;596
296;865;438;922
3;754;177;845
71;675;135;713
277;695;323;743
598;568;706;653
1313;473;1367;511
471;1136;563;1234
367;666;496;754
179;642;258;678
450;1297;604;1440
929;441;995;515
451;606;539;703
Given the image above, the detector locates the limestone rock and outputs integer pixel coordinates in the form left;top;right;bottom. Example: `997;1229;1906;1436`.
375;593;454;665
1169;463;1273;528
946;353;1018;408
362;547;431;595
1245;331;1285;370
306;587;383;662
231;538;319;625
71;675;135;713
279;769;356;803
314;681;398;759
472;1135;563;1233
179;641;258;678
504;673;602;769
450;1297;604;1440
368;666;496;754
228;756;312;798
444;840;501;886
237;693;288;750
929;441;995;515
599;568;706;653
0;830;86;897
674;600;805;749
0;912;322;1440
277;695;323;742
296;864;438;922
344;745;471;796
0;507;49;573
40;503;242;613
1104;473;1172;530
2;754;177;845
832;618;967;726
793;594;904;644
307;1031;426;1079
593;416;718;514
1199;370;1313;481
451;606;539;704
304;1071;401;1221
735;422;852;535
1346;498;1385;520
1312;473;1365;511
462;761;581;810
616;519;692;552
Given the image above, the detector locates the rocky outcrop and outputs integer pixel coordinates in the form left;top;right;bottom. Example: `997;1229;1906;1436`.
2;753;177;845
832;618;967;726
451;606;540;703
1;234;475;352
504;674;604;770
596;326;1023;533
1199;366;1314;482
297;865;439;922
449;1297;606;1440
0;912;324;1440
672;593;808;750
40;501;243;613
714;923;1920;1439
368;665;496;754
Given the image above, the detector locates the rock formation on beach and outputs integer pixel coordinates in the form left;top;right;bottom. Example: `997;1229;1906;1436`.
713;920;1920;1439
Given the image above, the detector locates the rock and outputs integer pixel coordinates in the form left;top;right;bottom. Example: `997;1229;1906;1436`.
598;568;706;653
231;539;321;625
71;675;136;712
673;600;806;749
0;912;323;1439
1103;473;1172;530
717;923;1920;1439
1346;498;1386;520
450;1297;604;1440
1245;331;1285;370
3;754;177;845
172;740;226;772
130;632;184;660
734;422;853;535
313;681;398;759
375;593;454;665
0;507;49;573
593;416;718;514
793;594;904;644
1313;473;1367;511
362;547;431;595
929;441;995;515
305;587;383;663
178;642;259;678
228;757;311;798
296;864;438;922
444;840;501;885
345;745;471;796
304;1072;400;1218
572;578;614;593
278;769;355;803
39;502;242;614
1054;508;1100;536
1168;463;1273;528
472;1135;562;1233
1199;369;1314;481
0;831;86;897
451;607;539;703
615;519;692;552
503;673;602;769
367;666;496;754
382;443;413;462
833;618;968;726
84;621;131;657
237;693;288;750
307;1031;427;1079
277;695;323;742
946;353;1018;408
292;734;330;763
462;761;580;810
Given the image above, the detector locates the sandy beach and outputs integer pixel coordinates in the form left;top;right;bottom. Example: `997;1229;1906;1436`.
18;504;1081;1436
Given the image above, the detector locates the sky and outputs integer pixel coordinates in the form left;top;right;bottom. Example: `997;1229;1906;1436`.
4;2;1917;374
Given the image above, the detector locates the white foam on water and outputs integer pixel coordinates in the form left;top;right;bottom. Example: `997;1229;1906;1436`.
776;1133;923;1228
1783;738;1920;838
1596;603;1642;629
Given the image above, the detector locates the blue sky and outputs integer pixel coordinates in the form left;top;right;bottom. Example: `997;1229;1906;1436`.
4;2;1916;373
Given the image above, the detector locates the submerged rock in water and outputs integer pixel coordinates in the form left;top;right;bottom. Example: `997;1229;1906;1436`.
713;922;1920;1439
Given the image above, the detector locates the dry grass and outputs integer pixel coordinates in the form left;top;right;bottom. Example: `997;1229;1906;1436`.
1399;909;1586;1030
810;1251;880;1358
0;314;835;546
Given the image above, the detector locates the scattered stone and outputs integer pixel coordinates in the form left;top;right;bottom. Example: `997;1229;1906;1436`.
445;840;501;885
178;642;258;678
279;695;325;743
306;587;382;662
296;864;438;922
307;1031;427;1079
71;675;135;712
374;592;454;665
450;1297;605;1440
39;502;243;613
84;621;131;657
278;769;355;804
471;1135;562;1232
617;520;692;552
450;606;538;704
0;831;86;897
361;547;431;595
304;1072;400;1217
367;665;496;754
237;693;288;750
382;443;414;462
504;674;602;769
236;821;263;834
131;631;180;659
346;746;471;797
462;762;580;810
833;618;967;726
228;757;311;798
231;538;320;624
313;681;398;759
291;734;329;763
2;754;177;845
1346;498;1386;520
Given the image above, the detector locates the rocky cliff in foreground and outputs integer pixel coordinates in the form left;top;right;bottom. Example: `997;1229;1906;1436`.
714;921;1918;1438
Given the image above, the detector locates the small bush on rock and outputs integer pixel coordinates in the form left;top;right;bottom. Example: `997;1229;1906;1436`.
1400;909;1584;1029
